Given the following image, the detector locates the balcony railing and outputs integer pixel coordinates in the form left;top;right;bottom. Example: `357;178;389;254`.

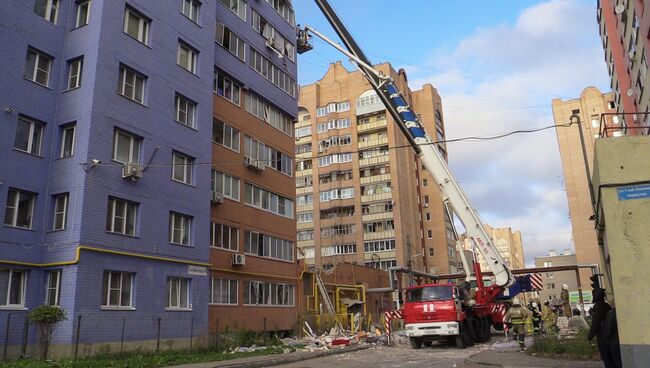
361;191;392;203
358;136;388;149
357;119;387;133
363;230;395;240
362;212;394;222
359;155;390;167
598;112;650;137
360;173;391;185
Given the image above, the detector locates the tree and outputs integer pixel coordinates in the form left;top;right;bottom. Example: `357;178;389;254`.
27;305;67;359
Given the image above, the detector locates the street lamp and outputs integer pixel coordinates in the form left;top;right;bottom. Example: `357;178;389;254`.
569;114;597;215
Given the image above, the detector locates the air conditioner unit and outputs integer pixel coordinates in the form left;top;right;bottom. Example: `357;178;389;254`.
244;156;254;167
254;161;266;171
211;191;224;204
122;163;143;180
232;254;246;266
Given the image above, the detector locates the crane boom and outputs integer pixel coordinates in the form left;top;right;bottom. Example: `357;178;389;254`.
300;0;514;288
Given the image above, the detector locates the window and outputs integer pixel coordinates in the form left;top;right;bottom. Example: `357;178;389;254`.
425;212;431;222
181;0;200;23
213;120;240;151
244;281;294;306
244;136;270;167
364;239;396;252
175;94;196;128
118;65;146;103
172;151;194;184
169;212;192;245
243;183;294;218
4;189;36;229
101;271;133;308
34;0;59;23
0;270;26;307
321;225;355;238
52;193;68;230
363;220;394;234
106;197;137;236
210;278;237;304
424;195;430;205
316;101;349;116
220;0;246;21
245;92;294;136
45;270;61;306
24;48;52;87
296;176;313;188
167;277;191;309
75;0;90;27
319;187;354;202
297;230;313;241
244;231;293;261
295;127;311;138
318;153;352;167
211;170;240;201
264;0;294;25
422;179;428;187
215;23;246;62
60;124;75;158
428;248;434;257
543;261;553;267
365;259;397;271
214;71;241;105
427;230;433;239
210;223;239;250
14;116;44;156
250;48;296;97
251;10;294;62
297;212;313;222
112;130;140;164
296;194;312;206
67;58;83;90
322;244;356;256
123;6;149;44
177;41;198;74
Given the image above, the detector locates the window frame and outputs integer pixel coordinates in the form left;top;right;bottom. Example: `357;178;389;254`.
24;48;52;87
34;0;60;24
45;270;61;306
60;123;76;158
177;41;198;74
106;197;138;236
210;222;239;251
211;170;240;201
212;120;241;152
174;93;197;128
52;193;69;231
169;212;192;246
75;0;91;28
166;277;191;310
210;278;238;305
14;116;44;156
4;189;36;229
215;23;246;62
171;151;194;185
181;0;201;24
67;57;84;90
123;6;150;45
118;64;146;104
0;270;27;308
214;71;241;105
101;271;133;308
112;129;141;164
220;0;247;21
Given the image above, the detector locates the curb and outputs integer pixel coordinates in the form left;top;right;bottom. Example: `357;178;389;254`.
206;345;370;368
465;352;503;367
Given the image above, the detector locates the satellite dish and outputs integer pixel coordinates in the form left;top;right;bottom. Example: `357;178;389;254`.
626;88;634;97
615;4;625;14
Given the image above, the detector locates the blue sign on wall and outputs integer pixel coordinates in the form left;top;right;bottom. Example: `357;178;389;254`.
618;184;650;201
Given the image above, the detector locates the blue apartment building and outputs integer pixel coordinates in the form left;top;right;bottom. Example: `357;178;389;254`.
0;0;217;357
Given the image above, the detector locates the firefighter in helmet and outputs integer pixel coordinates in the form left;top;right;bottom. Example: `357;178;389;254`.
504;297;530;351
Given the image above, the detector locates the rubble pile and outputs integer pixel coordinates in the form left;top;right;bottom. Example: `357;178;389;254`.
279;321;391;352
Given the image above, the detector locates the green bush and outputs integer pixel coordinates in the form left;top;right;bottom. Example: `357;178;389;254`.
527;330;599;360
27;305;67;359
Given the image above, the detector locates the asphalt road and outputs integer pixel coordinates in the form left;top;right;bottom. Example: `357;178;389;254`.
273;338;493;368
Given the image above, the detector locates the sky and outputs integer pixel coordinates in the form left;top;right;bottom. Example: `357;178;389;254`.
293;0;610;266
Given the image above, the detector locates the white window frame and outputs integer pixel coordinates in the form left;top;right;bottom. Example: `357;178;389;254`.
169;212;192;245
123;7;149;45
215;23;246;62
244;280;294;306
67;58;83;90
211;170;240;201
75;0;91;27
210;278;238;305
14;116;44;156
220;0;246;21
24;48;52;87
52;193;68;231
210;223;239;251
45;270;61;306
34;0;59;24
172;151;194;184
106;197;137;236
60;124;76;158
175;94;196;128
112;130;140;164
0;270;27;308
181;0;201;23
213;120;240;152
214;71;241;105
118;65;146;104
177;41;198;74
167;277;191;310
4;189;36;229
101;271;133;308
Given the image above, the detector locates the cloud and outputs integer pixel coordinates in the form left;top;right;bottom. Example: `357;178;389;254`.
406;0;608;264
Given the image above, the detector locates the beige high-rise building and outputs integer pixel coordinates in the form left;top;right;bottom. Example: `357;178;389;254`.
552;87;615;287
296;62;458;274
460;226;526;273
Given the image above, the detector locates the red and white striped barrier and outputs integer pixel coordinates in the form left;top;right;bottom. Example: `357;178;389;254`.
383;310;403;336
530;273;543;290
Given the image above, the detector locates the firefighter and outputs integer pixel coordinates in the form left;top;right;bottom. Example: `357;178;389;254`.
560;284;571;317
541;301;556;334
504;297;530;351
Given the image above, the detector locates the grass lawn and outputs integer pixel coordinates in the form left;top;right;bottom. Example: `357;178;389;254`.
0;346;285;368
527;331;599;360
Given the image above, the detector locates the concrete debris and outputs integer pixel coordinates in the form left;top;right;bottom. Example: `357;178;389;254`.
280;326;396;353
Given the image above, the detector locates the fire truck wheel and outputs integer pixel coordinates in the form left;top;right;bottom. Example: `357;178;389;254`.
410;337;423;349
422;340;433;348
477;318;488;342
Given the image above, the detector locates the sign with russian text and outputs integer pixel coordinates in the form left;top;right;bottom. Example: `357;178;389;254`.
618;184;650;201
188;265;208;276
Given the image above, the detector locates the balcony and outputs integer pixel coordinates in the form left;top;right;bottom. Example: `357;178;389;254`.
357;119;387;133
363;230;395;241
297;240;315;247
360;173;391;185
296;151;312;159
358;136;388;149
295;135;311;145
296;186;313;195
297;203;313;212
359;155;390;167
296;119;311;128
597;112;650;137
297;221;314;230
363;250;397;260
362;212;394;222
361;191;392;203
296;168;312;177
